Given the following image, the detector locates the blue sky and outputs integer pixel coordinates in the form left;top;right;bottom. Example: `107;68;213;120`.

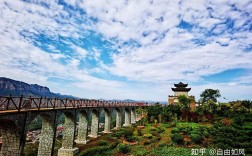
0;0;252;102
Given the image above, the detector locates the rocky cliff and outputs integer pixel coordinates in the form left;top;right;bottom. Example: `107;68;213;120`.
0;77;74;98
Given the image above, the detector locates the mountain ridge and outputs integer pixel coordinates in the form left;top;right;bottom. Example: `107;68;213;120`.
0;77;164;103
0;77;75;98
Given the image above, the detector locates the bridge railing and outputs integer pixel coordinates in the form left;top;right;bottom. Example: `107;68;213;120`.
0;95;147;113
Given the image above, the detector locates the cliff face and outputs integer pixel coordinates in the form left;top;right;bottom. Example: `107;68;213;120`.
0;77;50;92
30;84;50;93
0;77;74;98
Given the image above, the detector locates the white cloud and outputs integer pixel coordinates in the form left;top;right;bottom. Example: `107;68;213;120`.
0;0;251;101
79;0;181;45
74;46;88;58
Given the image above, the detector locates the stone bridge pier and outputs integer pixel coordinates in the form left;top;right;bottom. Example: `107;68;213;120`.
75;110;89;144
115;108;122;130
58;111;78;156
0;120;21;156
37;113;55;156
89;109;100;138
0;113;38;156
131;108;136;124
103;109;112;133
123;108;131;127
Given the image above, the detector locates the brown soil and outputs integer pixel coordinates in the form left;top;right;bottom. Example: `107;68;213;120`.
183;135;191;142
137;126;145;129
123;140;138;145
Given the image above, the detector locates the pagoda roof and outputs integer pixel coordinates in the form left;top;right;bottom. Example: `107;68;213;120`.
174;82;188;88
171;87;191;92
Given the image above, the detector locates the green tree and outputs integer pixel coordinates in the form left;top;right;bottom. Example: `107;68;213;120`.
218;103;231;117
178;95;191;109
200;89;221;104
195;105;204;122
147;103;162;123
162;104;181;122
207;100;218;114
136;108;147;126
241;100;252;113
178;95;191;122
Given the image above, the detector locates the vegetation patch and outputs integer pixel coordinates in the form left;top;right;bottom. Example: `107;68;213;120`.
117;143;131;154
171;133;184;144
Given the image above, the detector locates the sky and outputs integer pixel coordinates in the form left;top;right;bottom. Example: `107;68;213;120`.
0;0;252;102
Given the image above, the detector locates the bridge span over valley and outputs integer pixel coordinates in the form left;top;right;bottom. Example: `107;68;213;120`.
0;95;148;156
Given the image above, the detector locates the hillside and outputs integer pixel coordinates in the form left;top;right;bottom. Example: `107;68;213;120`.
0;77;75;98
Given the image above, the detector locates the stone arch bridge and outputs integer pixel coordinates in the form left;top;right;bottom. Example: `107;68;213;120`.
0;95;148;156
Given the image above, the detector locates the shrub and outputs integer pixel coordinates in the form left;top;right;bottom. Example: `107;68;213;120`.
106;133;113;139
157;127;165;133
150;137;161;143
193;127;201;132
238;136;251;142
137;129;143;136
198;125;208;132
153;146;191;155
231;141;240;147
158;143;167;147
190;134;202;144
117;143;130;154
123;128;134;140
78;146;110;156
163;124;170;128
98;140;108;146
150;127;157;132
220;118;233;125
113;131;124;138
171;128;180;134
170;122;176;127
203;131;210;138
182;126;193;134
222;138;232;146
216;142;230;149
177;126;184;131
190;130;201;136
240;142;251;148
171;133;183;144
126;136;138;142
143;133;153;139
244;129;252;136
150;131;160;137
233;115;245;125
132;147;150;156
113;128;134;140
243;125;252;130
143;140;151;145
134;148;149;156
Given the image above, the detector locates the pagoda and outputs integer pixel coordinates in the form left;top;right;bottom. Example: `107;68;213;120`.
168;82;196;110
171;82;191;96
